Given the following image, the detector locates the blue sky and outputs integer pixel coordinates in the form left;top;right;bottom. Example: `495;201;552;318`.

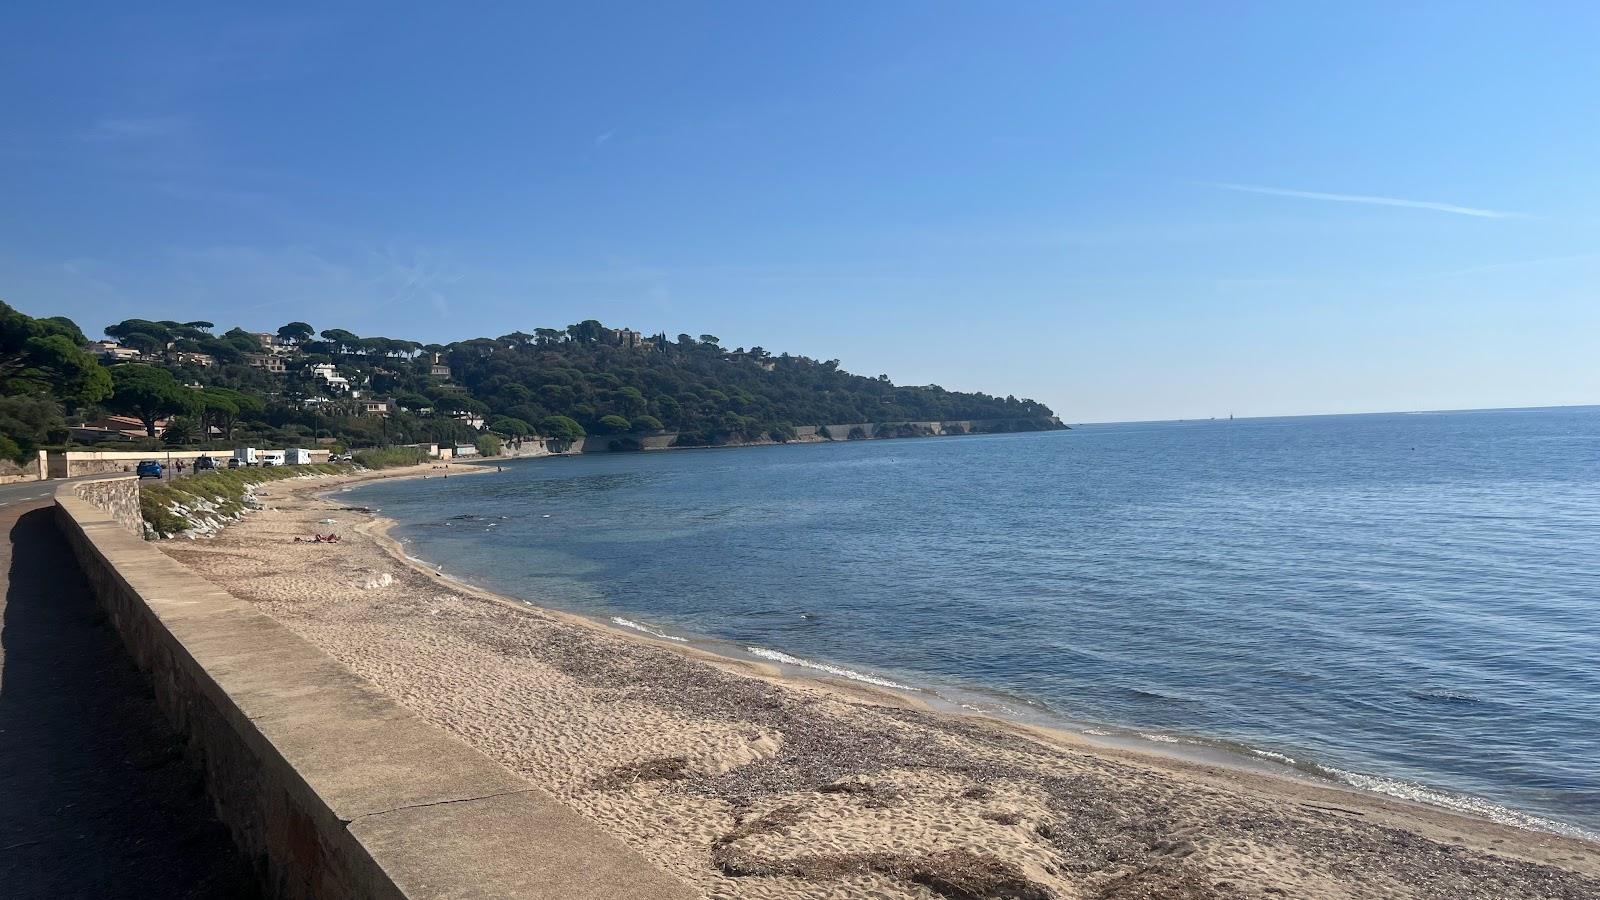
3;3;1597;422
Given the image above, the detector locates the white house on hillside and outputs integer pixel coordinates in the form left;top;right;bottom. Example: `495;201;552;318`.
310;362;350;391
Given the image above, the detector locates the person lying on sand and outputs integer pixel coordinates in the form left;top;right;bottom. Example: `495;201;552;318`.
292;533;342;543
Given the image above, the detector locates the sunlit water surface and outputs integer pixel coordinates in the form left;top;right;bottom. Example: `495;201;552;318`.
348;407;1600;837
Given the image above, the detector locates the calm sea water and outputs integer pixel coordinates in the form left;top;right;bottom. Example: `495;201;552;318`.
347;407;1600;837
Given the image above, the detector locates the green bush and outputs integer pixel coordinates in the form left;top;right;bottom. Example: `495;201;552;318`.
629;415;664;433
352;447;431;469
474;433;503;457
140;462;355;537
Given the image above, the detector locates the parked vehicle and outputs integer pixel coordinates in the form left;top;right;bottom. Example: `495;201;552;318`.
195;455;217;471
227;457;241;469
286;448;313;465
233;447;258;467
258;450;286;467
136;460;164;479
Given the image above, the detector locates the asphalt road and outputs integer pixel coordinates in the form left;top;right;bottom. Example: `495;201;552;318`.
0;484;257;898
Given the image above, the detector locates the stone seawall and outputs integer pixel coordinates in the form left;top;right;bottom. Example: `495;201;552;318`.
52;476;693;900
72;475;144;536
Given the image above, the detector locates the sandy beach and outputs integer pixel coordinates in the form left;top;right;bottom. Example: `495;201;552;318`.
157;466;1600;900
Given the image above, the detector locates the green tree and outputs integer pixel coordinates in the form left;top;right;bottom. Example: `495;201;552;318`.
0;395;66;459
538;415;585;442
488;415;534;436
595;414;631;434
107;365;199;436
0;303;112;406
277;321;315;345
320;328;360;353
222;328;263;353
629;415;664;433
120;332;165;355
162;416;199;446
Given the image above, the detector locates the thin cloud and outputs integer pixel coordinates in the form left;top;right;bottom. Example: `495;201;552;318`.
1407;252;1598;282
1208;182;1523;219
84;116;190;143
593;130;615;147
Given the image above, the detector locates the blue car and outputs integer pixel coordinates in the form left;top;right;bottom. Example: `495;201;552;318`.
136;459;164;479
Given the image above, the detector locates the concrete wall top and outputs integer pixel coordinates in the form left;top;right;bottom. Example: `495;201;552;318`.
54;476;693;900
59;448;331;462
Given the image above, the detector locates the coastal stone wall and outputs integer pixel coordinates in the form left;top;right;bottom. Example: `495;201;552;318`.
50;449;332;478
495;437;565;459
0;450;47;484
71;475;144;536
52;477;693;900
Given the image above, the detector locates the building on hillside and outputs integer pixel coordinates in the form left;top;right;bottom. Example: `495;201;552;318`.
253;332;296;355
615;328;644;349
361;398;391;416
310;362;350;391
429;353;451;380
88;340;142;361
245;353;287;374
167;349;215;367
76;414;164;440
454;412;486;430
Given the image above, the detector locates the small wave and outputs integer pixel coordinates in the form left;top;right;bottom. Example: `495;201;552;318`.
746;647;916;690
1406;689;1483;705
1250;749;1298;765
610;616;688;643
1322;767;1600;841
1139;732;1182;744
1082;728;1112;736
1125;687;1199;704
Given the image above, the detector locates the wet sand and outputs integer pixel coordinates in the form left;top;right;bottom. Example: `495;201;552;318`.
159;466;1600;900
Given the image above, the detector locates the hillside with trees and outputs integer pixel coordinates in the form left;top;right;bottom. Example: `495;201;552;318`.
0;301;1062;459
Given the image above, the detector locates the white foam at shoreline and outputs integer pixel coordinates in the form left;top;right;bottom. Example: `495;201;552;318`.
746;647;916;690
1325;767;1600;841
610;616;688;643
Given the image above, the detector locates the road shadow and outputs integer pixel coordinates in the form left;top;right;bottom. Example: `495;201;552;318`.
0;506;258;899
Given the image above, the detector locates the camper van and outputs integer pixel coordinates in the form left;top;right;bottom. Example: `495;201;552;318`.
233;447;258;466
286;448;313;465
258;450;286;467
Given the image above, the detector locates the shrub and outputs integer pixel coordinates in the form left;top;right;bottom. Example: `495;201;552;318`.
140;462;356;537
475;433;503;457
352;447;431;469
629;415;664;433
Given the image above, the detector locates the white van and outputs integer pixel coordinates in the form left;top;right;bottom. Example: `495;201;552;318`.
285;448;313;465
258;450;286;467
233;447;258;466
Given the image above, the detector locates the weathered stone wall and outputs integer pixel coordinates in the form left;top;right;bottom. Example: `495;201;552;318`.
72;475;143;536
0;450;47;484
52;479;692;900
